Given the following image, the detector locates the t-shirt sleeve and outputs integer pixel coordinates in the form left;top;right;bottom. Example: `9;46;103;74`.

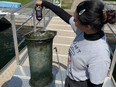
88;56;111;85
69;17;82;35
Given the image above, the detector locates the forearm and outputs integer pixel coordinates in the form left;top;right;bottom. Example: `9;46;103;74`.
42;1;72;24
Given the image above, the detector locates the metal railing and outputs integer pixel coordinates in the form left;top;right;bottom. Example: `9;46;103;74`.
107;23;116;85
0;0;53;73
104;1;116;86
10;0;53;65
53;0;62;7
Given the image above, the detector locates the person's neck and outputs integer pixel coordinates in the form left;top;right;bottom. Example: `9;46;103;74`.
84;29;98;34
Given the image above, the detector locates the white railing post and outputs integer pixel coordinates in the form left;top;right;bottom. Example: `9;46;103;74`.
49;0;53;19
108;49;116;78
10;14;20;65
60;0;62;7
43;7;46;27
33;5;37;32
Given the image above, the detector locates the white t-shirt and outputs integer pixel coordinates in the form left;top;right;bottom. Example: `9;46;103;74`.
67;17;111;84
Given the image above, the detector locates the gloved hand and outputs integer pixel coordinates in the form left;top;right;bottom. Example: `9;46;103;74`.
35;0;43;21
35;0;42;7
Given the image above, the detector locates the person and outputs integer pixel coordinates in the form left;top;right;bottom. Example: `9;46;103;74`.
35;0;116;87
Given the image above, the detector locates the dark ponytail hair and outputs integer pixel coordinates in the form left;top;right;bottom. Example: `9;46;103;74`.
76;0;116;31
103;10;116;24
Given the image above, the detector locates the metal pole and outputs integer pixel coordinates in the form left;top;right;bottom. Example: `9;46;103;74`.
33;2;37;32
49;0;52;18
11;14;20;65
43;7;46;28
108;49;116;78
54;47;64;87
60;0;62;7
